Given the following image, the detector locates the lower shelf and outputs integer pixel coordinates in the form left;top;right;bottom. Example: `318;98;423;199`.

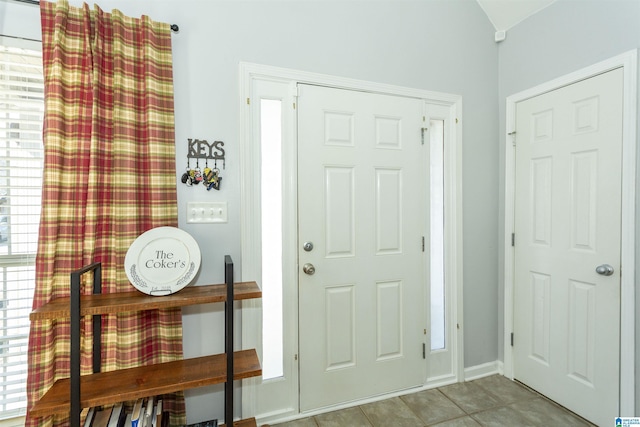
30;349;261;417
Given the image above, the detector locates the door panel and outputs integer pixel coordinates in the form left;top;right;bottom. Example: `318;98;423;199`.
325;166;355;257
513;68;623;426
297;84;426;411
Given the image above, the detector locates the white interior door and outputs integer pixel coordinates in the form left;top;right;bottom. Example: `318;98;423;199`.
513;68;623;426
297;84;426;412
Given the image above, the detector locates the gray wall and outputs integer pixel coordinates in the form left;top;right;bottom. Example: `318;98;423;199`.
2;0;500;422
496;0;640;415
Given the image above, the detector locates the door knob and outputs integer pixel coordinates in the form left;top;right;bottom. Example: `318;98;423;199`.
303;263;315;275
595;264;614;276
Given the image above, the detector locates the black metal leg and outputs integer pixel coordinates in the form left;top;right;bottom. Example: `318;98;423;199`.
225;255;234;427
70;271;81;427
92;264;102;374
69;262;102;427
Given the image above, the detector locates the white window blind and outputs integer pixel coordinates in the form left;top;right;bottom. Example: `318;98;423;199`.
0;44;44;420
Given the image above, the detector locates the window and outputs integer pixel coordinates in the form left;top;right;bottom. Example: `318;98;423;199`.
430;119;445;351
260;99;283;379
0;44;44;419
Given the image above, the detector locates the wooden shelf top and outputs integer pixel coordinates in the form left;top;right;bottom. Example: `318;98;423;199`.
30;282;261;321
29;349;261;418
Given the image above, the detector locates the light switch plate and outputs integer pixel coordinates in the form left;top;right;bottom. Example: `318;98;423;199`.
187;201;228;223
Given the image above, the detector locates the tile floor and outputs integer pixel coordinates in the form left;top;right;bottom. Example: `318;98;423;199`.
267;375;596;427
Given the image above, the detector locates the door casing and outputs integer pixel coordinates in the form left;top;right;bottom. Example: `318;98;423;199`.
239;63;464;425
502;49;638;416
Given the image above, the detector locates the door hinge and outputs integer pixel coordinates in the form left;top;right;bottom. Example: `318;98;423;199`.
508;130;516;145
246;97;250;105
510;332;514;346
422;343;426;359
294;354;298;361
292;83;299;109
422;236;425;252
421;127;428;145
511;233;515;247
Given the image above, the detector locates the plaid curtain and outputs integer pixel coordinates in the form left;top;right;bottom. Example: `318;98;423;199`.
26;1;185;425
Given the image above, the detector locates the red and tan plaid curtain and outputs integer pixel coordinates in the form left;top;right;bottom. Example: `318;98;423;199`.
26;1;185;425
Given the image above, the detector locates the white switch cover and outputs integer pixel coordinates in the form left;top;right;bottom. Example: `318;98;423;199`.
187;202;228;223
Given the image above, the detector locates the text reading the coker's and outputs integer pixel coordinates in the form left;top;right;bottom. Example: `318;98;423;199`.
145;250;187;269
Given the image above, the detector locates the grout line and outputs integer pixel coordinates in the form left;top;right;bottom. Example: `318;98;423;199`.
434;387;470;416
356;405;374;427
438;382;507;415
513;379;596;426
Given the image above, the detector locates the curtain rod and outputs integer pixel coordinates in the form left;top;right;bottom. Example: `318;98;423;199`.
9;0;180;32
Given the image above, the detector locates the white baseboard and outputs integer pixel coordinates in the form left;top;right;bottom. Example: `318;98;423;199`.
463;360;503;381
425;373;459;389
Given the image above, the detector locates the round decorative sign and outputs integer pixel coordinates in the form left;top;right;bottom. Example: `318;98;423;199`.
125;226;201;296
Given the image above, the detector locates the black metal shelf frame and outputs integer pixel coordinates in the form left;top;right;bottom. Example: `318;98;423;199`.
68;256;236;427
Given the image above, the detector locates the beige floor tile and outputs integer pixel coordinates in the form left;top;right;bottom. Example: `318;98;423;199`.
360;397;425;427
439;382;502;414
470;405;538;427
400;389;465;425
430;416;482;427
472;375;535;404
314;406;372;427
509;398;592;426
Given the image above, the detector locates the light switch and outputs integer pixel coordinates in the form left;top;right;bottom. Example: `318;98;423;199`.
187;202;228;223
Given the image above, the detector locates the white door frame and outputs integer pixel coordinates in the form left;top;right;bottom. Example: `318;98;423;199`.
239;62;464;424
503;49;638;416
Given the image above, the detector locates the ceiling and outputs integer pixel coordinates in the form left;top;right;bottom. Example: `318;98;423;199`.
476;0;557;31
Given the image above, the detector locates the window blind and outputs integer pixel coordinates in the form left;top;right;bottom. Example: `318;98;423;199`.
0;44;43;420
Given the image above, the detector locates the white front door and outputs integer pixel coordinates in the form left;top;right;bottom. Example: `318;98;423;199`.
513;68;623;426
297;84;426;411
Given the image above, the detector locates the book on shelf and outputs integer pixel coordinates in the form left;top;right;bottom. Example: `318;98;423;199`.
152;399;162;427
108;402;125;427
185;419;218;427
83;407;96;427
83;394;181;427
91;406;113;427
143;396;154;427
139;400;147;427
130;398;144;427
149;401;157;427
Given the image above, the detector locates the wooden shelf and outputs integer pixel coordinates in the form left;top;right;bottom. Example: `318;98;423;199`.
30;257;260;426
29;349;261;417
30;282;261;321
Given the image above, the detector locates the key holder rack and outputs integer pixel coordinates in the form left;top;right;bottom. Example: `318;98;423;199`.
181;138;225;190
188;138;225;167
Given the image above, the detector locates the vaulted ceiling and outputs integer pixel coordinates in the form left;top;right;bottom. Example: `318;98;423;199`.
476;0;557;31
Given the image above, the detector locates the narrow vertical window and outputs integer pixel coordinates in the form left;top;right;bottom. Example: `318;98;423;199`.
0;45;43;419
430;119;445;351
260;99;284;379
